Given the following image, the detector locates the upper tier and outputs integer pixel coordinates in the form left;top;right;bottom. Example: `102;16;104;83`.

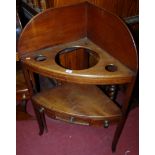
18;2;138;72
21;38;135;84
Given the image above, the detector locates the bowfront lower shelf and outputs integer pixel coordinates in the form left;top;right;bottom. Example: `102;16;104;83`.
32;83;122;125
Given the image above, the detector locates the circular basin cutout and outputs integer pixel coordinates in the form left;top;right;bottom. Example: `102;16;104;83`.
55;47;99;70
105;64;117;72
34;55;47;61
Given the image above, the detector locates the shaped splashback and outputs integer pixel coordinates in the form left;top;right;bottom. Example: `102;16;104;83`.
18;2;138;72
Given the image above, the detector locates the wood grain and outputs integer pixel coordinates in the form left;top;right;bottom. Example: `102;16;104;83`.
18;2;138;150
18;2;87;55
53;0;138;17
32;83;122;121
18;2;138;72
21;39;135;85
16;62;30;100
89;0;138;17
87;3;138;71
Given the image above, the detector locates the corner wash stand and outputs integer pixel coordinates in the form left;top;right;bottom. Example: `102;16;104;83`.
18;2;138;152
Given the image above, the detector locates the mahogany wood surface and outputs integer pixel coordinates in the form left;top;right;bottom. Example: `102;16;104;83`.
112;79;136;151
21;38;135;85
16;70;29;98
16;62;35;120
32;83;122;121
16;62;30;101
87;4;138;71
18;3;87;54
18;2;138;151
18;2;138;72
89;0;138;17
16;12;34;120
53;0;138;18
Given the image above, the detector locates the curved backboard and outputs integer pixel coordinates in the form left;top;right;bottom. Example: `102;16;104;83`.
18;2;138;72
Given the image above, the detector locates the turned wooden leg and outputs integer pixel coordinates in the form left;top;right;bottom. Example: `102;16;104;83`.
37;109;44;135
112;80;136;152
34;73;40;92
106;85;118;100
21;99;27;112
32;104;44;135
112;116;126;152
39;107;48;133
20;93;28;113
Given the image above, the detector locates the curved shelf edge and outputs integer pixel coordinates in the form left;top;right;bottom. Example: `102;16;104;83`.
22;39;135;85
32;83;122;125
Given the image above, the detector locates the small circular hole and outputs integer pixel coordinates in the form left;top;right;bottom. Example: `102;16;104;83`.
35;55;47;61
105;64;117;72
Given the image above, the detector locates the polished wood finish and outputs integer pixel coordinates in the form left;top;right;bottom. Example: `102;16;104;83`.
18;2;138;152
87;4;138;71
32;83;122;122
32;104;48;135
18;3;87;54
18;2;138;71
53;0;83;7
112;79;136;151
21;39;134;85
90;0;138;17
16;67;30;101
20;0;138;18
57;47;94;70
16;13;34;120
53;0;138;17
16;62;34;120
